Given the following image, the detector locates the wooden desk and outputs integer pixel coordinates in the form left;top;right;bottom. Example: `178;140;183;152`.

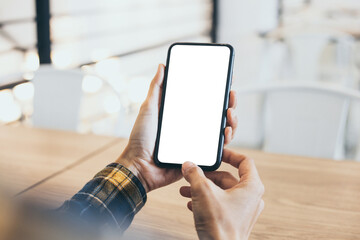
20;135;360;239
0;126;117;195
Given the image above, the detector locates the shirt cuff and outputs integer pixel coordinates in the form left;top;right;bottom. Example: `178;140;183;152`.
61;163;147;231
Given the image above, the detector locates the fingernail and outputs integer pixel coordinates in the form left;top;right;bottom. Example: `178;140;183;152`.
182;161;195;174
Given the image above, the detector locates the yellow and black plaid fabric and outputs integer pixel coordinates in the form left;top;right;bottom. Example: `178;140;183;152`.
59;163;147;231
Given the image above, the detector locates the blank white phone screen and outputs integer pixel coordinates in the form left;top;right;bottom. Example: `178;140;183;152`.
158;44;231;166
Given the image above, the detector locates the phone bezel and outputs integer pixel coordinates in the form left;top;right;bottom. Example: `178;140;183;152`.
153;42;234;171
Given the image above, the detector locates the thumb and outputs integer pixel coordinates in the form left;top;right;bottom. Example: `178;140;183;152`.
146;64;164;104
182;162;207;186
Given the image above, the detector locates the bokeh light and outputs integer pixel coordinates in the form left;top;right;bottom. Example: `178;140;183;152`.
13;82;35;101
51;50;74;69
23;72;35;80
82;75;103;93
23;51;40;72
95;58;121;79
0;90;22;123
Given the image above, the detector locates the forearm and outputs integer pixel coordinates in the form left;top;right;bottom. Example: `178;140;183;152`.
58;163;147;232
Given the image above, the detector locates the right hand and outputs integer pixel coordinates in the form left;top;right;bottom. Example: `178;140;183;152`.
180;149;265;240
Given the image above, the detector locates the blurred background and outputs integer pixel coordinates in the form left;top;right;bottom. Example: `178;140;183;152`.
1;0;360;160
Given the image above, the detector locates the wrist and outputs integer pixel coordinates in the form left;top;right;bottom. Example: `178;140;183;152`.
116;147;150;193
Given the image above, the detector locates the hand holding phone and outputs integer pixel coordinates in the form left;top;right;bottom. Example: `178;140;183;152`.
117;43;236;192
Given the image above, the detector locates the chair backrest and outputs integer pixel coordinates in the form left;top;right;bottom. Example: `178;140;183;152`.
237;83;360;160
32;65;83;131
264;89;348;159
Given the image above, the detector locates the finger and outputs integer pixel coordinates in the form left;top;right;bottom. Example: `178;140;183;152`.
204;171;238;189
187;201;193;211
146;64;165;103
224;126;232;145
182;162;206;186
226;108;238;138
222;149;261;183
228;90;237;109
222;148;248;168
179;186;191;198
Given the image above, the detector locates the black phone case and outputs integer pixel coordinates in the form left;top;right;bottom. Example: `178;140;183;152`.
154;42;235;171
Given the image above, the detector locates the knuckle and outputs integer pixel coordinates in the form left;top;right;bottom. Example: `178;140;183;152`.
249;181;265;197
187;166;199;176
140;101;150;110
258;183;265;196
233;114;238;123
260;199;265;211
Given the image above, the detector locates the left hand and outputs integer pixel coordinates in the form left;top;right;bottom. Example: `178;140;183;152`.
117;64;238;192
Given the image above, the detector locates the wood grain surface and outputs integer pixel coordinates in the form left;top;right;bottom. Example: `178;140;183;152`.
0;126;117;195
18;133;360;240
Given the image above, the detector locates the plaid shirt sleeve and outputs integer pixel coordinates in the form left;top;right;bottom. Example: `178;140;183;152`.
58;163;147;232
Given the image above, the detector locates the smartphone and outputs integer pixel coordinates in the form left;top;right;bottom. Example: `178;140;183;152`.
154;42;234;171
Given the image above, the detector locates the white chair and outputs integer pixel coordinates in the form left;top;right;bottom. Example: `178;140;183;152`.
32;65;83;131
236;83;360;160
